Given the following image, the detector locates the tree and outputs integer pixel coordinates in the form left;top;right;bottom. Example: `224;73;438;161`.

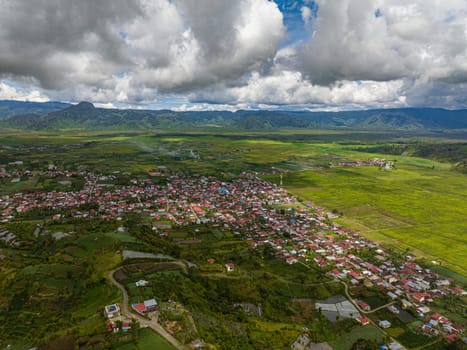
261;244;275;259
351;338;376;350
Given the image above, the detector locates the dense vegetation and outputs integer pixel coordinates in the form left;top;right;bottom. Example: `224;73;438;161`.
355;143;467;173
1;130;466;274
0;128;465;349
2;100;467;131
117;227;356;349
0;100;70;119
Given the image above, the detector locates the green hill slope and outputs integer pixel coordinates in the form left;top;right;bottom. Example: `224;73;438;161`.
2;101;467;131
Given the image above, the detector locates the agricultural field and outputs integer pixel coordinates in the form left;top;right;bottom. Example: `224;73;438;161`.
113;328;175;350
1;130;465;274
0;129;465;349
265;161;467;275
136;329;176;350
328;325;384;350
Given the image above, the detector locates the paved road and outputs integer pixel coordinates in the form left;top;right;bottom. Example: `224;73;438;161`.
109;260;407;349
341;281;407;349
299;261;406;349
108;267;188;350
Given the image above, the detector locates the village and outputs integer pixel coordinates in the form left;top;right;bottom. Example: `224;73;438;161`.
330;157;395;170
0;166;465;347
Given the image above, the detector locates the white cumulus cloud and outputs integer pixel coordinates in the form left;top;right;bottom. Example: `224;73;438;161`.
0;81;49;102
0;0;466;109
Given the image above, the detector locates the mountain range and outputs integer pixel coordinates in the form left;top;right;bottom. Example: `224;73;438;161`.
0;100;70;119
1;100;467;131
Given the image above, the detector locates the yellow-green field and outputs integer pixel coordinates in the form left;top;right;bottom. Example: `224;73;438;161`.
1;130;465;276
265;155;467;276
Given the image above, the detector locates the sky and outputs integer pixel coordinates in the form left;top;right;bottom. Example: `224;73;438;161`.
0;0;466;111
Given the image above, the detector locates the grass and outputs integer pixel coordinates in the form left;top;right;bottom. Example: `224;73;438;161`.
114;343;136;350
138;328;176;350
73;282;120;318
1;130;466;348
328;325;384;350
247;319;302;349
395;330;436;348
112;328;176;350
430;266;467;285
0;225;125;346
75;233;119;256
126;284;157;304
386;327;405;337
0;340;35;350
265;162;467;275
102;231;139;243
0;177;39;195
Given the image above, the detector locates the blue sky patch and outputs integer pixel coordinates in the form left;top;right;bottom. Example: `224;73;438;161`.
274;0;318;45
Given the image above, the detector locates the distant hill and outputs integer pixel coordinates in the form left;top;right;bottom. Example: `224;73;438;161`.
359;142;467;173
0;100;71;119
1;101;467;131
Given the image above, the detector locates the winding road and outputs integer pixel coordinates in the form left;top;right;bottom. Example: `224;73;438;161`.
299;261;406;349
109;260;409;349
340;281;406;348
108;266;188;350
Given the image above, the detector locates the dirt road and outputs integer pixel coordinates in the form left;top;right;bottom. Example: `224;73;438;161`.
108;267;188;350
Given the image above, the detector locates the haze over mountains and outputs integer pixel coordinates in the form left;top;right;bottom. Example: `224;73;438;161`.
1;100;466;131
0;100;71;119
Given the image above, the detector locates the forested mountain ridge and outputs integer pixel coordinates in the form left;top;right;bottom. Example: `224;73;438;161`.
1;100;467;131
0;100;70;119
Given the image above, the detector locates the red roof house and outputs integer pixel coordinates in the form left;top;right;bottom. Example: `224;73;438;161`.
356;317;370;325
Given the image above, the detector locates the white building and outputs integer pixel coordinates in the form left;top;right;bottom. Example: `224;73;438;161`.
379;320;391;329
104;304;120;318
135;279;149;287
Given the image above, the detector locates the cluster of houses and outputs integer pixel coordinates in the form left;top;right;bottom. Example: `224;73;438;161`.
0;170;99;222
331;158;395;170
418;312;465;342
103;303;132;333
0;167;79;179
1;169;465;342
246;199;465;341
131;298;158;315
106;321;131;333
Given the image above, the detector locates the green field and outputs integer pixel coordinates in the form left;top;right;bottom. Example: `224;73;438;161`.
1;131;465;275
265;161;467;275
138;329;176;350
0;129;465;348
117;250;342;349
114;328;175;350
328;325;384;350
